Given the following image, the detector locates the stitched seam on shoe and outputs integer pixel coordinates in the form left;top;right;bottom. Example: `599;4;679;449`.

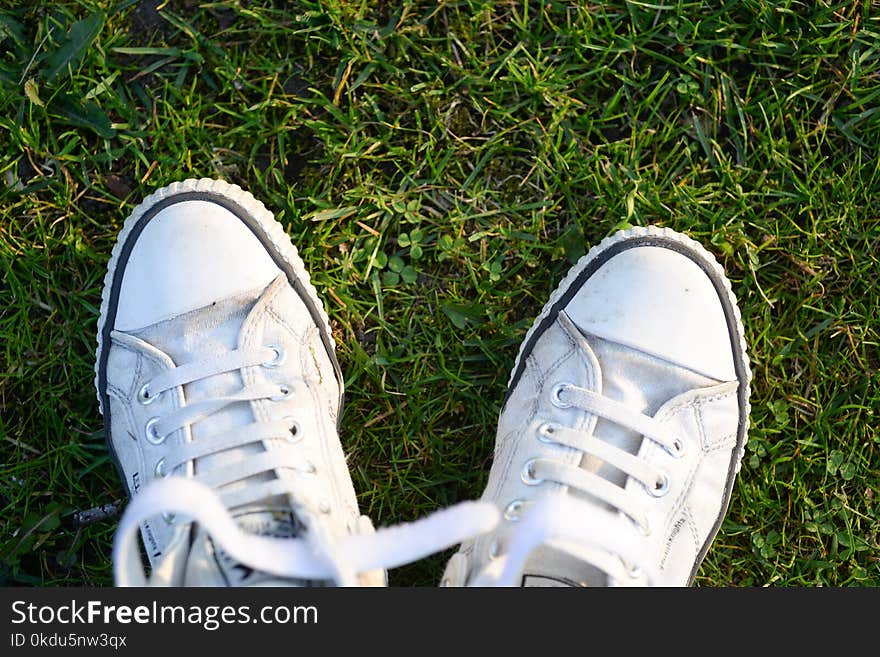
493;418;524;496
668;440;739;555
662;389;737;418
489;359;539;513
537;326;583;436
301;326;355;525
122;344;174;400
541;328;578;385
698;399;738;451
526;352;544;400
300;325;337;500
106;382;140;441
667;416;737;521
242;292;270;426
696;400;709;451
705;437;737;454
302;325;326;387
683;506;701;555
128;351;144;399
494;427;517;457
106;382;130;401
665;407;702;528
105;385;145;488
108;340;170;401
542;321;597;435
266;306;305;342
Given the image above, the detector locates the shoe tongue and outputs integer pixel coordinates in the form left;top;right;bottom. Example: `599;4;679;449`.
584;334;718;488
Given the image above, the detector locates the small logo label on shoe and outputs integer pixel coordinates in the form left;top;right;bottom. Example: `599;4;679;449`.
660;516;688;569
131;471;162;559
212;510;320;585
521;574;583;587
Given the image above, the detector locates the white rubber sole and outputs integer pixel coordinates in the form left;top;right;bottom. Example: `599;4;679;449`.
93;178;337;415
507;225;753;471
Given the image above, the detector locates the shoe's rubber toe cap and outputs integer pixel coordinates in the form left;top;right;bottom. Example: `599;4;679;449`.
564;243;737;382
114;200;281;331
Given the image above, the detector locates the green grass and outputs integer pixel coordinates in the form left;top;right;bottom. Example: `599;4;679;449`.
1;0;878;587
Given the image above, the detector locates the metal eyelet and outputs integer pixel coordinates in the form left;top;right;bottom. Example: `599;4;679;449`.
520;458;544;486
550;382;572;408
667;437;686;458
503;499;525;521
648;473;670;497
137;382;160;405
271;383;293;401
145;417;167;445
263;344;286;368
537;422;559;444
285;419;303;443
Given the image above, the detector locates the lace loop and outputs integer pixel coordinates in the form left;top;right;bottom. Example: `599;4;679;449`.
113;477;500;586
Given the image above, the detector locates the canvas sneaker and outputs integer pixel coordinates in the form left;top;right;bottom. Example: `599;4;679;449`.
440;226;752;587
96;179;496;586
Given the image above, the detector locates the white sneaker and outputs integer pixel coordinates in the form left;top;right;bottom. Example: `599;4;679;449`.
97;179;497;586
441;226;752;587
95;178;378;585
